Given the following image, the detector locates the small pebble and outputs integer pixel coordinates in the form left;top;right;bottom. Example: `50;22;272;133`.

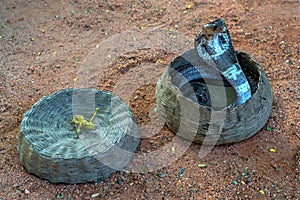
91;193;99;198
236;29;244;35
245;32;252;38
247;176;253;182
25;189;30;194
117;178;123;185
187;3;193;9
269;148;276;152
178;167;185;176
133;95;139;101
232;180;238;185
197;163;207;168
171;146;175;152
259;189;265;195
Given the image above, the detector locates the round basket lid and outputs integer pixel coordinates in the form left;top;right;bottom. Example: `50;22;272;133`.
18;88;140;183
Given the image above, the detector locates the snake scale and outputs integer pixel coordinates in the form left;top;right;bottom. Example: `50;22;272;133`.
194;18;251;106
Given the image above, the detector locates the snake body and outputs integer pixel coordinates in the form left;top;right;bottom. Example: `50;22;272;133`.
194;18;251;105
169;49;233;106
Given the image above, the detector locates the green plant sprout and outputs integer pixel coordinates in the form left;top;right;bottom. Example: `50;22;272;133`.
71;108;99;133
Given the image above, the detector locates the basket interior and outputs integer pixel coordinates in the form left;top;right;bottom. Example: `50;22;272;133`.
169;49;259;108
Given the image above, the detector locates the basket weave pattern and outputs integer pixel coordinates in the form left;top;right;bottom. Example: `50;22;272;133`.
18;88;139;183
156;51;273;145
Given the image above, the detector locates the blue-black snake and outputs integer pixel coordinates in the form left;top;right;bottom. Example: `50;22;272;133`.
194;18;251;105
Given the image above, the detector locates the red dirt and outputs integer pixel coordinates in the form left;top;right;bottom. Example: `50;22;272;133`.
0;0;299;199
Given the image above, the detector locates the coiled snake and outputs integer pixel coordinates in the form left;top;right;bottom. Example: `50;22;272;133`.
155;18;273;144
195;18;251;106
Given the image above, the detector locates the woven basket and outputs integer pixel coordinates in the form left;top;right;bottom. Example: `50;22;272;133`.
18;88;140;183
155;50;273;145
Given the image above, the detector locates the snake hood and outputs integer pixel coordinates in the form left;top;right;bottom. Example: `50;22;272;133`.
195;18;251;106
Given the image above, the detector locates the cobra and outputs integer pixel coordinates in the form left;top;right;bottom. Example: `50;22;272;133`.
194;18;251;106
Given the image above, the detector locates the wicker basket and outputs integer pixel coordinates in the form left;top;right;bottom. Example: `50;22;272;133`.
18;88;140;183
155;50;273;145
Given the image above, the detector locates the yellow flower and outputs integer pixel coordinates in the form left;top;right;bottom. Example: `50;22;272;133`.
71;108;99;133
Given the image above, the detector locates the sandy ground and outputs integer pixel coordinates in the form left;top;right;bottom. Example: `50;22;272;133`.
0;0;299;199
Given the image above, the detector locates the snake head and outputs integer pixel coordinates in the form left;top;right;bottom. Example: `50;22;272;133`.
194;18;234;60
203;18;227;34
195;18;228;41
